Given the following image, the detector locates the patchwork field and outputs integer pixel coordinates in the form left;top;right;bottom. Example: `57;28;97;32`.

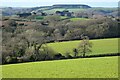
44;8;86;14
2;5;119;79
2;56;118;78
47;38;118;56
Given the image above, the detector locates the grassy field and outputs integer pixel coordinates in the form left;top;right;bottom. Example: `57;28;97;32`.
44;8;86;14
3;56;118;78
35;16;44;20
60;16;68;19
47;38;118;56
0;66;2;79
70;18;91;21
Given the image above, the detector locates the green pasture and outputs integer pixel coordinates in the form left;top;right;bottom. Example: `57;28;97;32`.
44;8;86;14
3;56;118;78
70;18;91;21
35;16;44;20
47;38;118;56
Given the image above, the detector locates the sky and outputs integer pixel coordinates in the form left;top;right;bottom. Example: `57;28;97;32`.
0;0;119;7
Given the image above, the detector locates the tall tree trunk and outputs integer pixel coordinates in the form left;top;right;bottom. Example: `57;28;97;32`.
83;53;85;57
83;43;86;57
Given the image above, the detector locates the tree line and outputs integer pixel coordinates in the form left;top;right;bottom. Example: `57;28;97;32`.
1;15;119;64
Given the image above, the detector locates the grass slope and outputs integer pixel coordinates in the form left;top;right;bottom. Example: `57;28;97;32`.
47;38;118;56
70;18;91;21
3;56;118;78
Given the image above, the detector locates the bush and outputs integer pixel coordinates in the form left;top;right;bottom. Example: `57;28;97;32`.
73;48;78;57
5;56;12;63
5;56;17;64
39;46;56;60
65;52;73;59
30;54;37;61
18;23;24;26
53;53;65;60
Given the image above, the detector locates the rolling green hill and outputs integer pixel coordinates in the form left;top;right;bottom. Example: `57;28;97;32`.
3;56;118;78
47;38;118;56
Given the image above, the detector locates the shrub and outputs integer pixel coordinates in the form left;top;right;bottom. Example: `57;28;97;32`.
53;53;65;60
5;56;12;63
65;52;73;59
73;48;78;57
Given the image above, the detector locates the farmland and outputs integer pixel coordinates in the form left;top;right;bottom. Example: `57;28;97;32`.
70;18;91;21
1;3;119;79
44;8;86;14
47;38;118;56
3;56;118;78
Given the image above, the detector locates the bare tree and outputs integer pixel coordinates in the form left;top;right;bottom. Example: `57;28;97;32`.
78;35;92;57
22;29;46;61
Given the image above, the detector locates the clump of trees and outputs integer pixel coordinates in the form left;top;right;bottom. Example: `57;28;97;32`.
1;13;119;64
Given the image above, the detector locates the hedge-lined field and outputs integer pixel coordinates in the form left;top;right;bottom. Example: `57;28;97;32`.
70;18;91;21
44;8;86;14
3;56;118;78
47;38;118;56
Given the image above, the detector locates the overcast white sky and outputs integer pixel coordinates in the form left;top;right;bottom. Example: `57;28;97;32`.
0;0;119;7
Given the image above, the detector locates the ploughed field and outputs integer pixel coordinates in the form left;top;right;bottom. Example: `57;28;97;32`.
3;56;118;78
47;38;118;56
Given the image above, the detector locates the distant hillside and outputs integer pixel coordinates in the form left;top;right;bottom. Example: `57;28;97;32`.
52;4;91;8
31;4;91;14
1;4;118;16
2;7;34;16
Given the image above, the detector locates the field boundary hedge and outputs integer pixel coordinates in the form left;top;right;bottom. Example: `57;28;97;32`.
46;37;119;43
3;53;120;65
76;53;120;58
